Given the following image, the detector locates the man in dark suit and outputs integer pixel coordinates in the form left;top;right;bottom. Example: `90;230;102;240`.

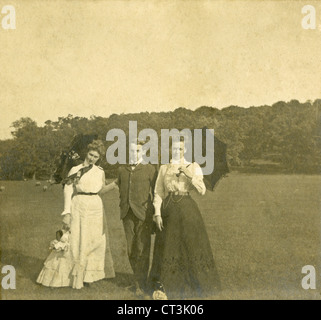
103;140;157;296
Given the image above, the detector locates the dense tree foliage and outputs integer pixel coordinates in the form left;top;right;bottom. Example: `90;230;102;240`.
0;100;320;180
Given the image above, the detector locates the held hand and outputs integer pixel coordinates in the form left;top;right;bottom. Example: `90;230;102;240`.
62;213;71;229
154;216;164;231
178;166;192;179
100;181;118;194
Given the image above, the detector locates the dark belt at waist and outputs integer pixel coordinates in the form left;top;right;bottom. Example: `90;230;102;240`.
76;192;98;196
168;191;189;196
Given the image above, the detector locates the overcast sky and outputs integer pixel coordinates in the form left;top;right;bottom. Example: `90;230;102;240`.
1;0;320;139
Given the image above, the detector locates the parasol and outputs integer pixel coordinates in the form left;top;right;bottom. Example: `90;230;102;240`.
193;127;229;191
53;134;98;184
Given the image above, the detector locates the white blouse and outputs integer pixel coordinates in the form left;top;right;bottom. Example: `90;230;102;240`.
153;161;206;216
61;164;105;215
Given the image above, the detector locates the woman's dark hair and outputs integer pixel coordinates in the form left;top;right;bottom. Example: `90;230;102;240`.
87;140;106;158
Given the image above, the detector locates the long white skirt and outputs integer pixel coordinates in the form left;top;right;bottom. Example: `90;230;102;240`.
37;194;115;289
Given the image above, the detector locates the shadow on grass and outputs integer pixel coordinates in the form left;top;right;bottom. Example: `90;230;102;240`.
0;249;44;283
108;272;134;288
1;249;134;290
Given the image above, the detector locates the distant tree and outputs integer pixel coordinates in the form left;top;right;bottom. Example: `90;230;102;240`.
1;99;321;179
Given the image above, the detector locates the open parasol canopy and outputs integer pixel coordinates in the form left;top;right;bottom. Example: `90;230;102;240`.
53;133;98;184
192;127;229;191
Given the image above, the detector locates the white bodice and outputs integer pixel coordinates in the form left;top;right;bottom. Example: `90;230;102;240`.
73;164;104;194
153;162;206;216
61;164;105;215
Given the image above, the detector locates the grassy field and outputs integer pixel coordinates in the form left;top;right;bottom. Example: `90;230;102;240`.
0;173;320;300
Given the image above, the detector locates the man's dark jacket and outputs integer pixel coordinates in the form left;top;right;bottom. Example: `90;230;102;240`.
117;163;157;221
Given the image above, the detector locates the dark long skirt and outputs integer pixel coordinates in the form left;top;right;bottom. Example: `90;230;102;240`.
149;194;221;299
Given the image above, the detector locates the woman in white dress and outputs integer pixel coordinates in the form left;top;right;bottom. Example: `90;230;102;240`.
37;140;115;289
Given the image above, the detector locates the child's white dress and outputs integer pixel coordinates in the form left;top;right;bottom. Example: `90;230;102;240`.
37;164;115;289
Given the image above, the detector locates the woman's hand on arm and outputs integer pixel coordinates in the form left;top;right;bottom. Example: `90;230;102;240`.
100;179;118;194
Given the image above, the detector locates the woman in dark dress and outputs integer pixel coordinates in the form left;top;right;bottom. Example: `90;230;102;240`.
149;140;221;299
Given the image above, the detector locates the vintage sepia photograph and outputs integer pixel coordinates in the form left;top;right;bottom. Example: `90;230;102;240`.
0;0;320;301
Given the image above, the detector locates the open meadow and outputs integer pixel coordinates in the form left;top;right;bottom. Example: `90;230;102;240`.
0;173;320;300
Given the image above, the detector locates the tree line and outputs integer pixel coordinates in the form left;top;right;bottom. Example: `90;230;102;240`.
0;99;320;180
